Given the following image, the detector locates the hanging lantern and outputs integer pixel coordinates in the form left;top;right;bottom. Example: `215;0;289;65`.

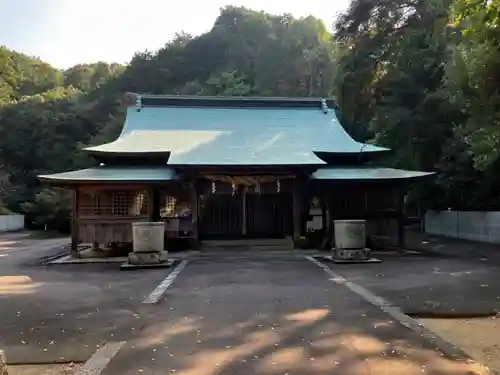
232;182;236;196
276;179;281;193
256;182;261;195
211;181;216;194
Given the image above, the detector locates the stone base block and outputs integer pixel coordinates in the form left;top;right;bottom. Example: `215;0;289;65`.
332;247;371;260
322;255;382;264
120;259;174;270
127;251;169;265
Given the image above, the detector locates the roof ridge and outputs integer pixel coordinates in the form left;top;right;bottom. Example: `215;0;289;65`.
124;93;336;110
136;94;331;101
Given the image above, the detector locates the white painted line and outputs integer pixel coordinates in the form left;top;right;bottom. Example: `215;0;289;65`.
306;256;393;306
142;260;188;304
305;256;475;361
75;341;125;375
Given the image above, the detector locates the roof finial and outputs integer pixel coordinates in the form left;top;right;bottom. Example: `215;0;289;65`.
321;99;328;114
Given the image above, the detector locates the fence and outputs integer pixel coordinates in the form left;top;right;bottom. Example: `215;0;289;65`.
0;214;25;232
425;210;500;243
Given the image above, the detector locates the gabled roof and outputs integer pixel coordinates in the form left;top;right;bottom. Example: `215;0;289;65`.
84;95;388;166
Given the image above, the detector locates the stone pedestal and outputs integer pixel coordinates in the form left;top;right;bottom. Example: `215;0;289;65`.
132;222;165;253
332;247;371;261
122;222;171;269
127;251;169;265
326;219;381;264
122;251;172;270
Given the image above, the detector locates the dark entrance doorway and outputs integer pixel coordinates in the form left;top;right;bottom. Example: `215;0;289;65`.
199;191;291;240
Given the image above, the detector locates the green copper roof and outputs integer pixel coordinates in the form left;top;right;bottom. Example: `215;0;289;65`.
84;96;388;165
38;166;178;184
311;167;435;181
39;165;433;185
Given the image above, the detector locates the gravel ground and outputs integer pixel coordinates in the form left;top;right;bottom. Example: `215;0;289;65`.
7;363;81;375
419;317;500;373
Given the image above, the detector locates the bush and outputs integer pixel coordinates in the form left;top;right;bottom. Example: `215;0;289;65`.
21;188;71;231
0;204;12;215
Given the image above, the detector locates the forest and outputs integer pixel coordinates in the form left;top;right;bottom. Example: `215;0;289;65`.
0;1;499;229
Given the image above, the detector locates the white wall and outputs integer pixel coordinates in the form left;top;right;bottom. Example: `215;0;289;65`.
0;215;25;232
425;210;500;243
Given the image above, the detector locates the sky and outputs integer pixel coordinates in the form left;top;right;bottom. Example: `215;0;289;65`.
0;0;349;69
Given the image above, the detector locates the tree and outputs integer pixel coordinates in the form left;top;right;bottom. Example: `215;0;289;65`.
21;188;71;230
10;3;500;220
64;62;124;91
333;0;479;208
443;0;500;171
0;46;63;103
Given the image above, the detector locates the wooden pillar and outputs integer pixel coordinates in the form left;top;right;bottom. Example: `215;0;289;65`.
190;182;199;249
321;194;327;233
147;188;155;222
71;188;80;258
292;183;302;247
242;187;247;236
148;188;162;222
397;189;405;250
320;194;332;250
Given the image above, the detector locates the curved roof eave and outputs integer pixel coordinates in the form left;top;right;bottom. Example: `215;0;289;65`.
38;166;178;185
311;167;436;181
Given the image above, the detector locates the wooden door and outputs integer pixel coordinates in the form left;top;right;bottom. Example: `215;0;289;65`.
199;193;243;239
199;192;291;239
246;193;291;238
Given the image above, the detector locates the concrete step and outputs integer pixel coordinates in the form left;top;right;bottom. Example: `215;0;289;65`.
202;237;293;250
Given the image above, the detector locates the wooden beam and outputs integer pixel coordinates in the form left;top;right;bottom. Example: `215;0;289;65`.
71;189;80;258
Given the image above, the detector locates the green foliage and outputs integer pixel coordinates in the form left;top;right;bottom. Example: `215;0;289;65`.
64;62;125;91
333;0;500;209
443;0;500;171
21;188;71;230
203;71;251;96
0;46;63;103
4;2;500;223
0;204;12;215
0;7;339;228
118;8;338;97
0;87;93;187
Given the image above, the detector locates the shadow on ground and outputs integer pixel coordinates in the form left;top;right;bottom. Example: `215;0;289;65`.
321;228;500;317
0;233;171;364
101;257;489;375
322;255;500;316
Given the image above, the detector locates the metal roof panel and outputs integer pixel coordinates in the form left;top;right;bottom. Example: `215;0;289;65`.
311;167;435;180
38;166;178;183
85;105;388;165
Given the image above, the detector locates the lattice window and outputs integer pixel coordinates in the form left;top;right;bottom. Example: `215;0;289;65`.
160;195;177;218
159;192;191;218
79;190;149;217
